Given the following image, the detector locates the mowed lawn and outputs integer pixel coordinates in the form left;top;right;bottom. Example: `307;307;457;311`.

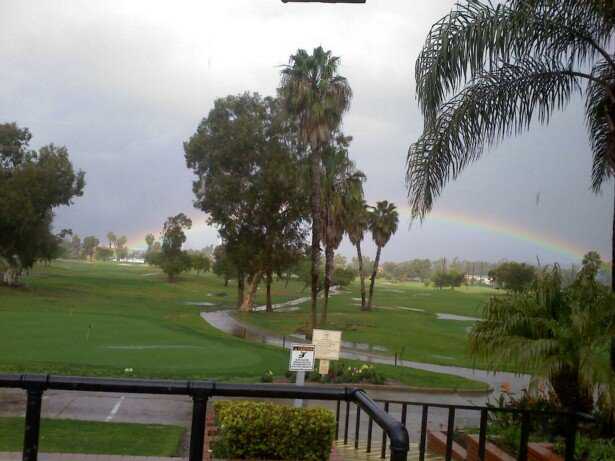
237;280;498;369
0;262;486;389
0;260;298;380
0;417;184;456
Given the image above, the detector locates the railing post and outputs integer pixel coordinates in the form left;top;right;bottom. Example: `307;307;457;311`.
478;408;488;461
335;400;341;441
344;401;350;444
189;393;209;461
23;387;44;461
354;405;361;449
445;407;456;461
419;405;429;461
381;401;389;459
518;411;530;461
564;413;577;461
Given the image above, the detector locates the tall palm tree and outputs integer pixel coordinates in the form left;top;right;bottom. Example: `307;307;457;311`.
280;47;352;333
367;201;399;310
407;0;615;369
345;198;369;310
320;136;365;324
470;252;615;414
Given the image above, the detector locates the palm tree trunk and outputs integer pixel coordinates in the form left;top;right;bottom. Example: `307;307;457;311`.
356;242;367;310
309;144;322;334
322;244;334;325
237;271;245;309
266;270;273;313
367;246;382;310
611;181;615;372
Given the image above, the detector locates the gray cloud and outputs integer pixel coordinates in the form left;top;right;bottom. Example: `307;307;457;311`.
0;0;609;264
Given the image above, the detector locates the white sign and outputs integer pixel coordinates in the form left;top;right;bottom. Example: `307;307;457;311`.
318;359;330;375
312;329;342;360
289;344;315;371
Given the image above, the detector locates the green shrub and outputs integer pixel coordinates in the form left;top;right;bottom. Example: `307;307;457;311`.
555;435;615;461
305;361;385;385
260;369;274;383
213;401;335;461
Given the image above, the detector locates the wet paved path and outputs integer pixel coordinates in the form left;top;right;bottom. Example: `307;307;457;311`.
201;310;530;397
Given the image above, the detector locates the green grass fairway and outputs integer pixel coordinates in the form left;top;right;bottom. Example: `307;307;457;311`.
237;280;498;368
0;417;184;456
0;261;486;389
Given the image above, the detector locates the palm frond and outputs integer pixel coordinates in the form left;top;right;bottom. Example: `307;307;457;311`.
407;58;582;219
585;59;615;192
415;0;613;122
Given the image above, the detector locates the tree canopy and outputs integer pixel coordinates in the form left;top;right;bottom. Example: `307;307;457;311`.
0;123;85;285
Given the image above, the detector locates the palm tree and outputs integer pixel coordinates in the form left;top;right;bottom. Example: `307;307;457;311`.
407;0;615;369
345;198;369;310
320;136;365;324
280;47;352;333
367;201;399;310
470;252;615;414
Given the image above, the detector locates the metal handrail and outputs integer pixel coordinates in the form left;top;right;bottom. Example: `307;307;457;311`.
0;374;410;461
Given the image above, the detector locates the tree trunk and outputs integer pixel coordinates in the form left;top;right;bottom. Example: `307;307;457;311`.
356;242;367;311
224;276;229;287
285;271;290;288
367;246;382;310
550;365;593;414
322;244;334;325
2;267;20;287
309;144;322;335
611;181;615;372
237;272;245;308
239;272;262;312
266;270;273;313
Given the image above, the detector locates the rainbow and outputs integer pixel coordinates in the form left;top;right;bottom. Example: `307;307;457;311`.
398;207;596;262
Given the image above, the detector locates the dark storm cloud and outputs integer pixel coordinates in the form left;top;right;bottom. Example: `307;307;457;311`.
0;0;610;262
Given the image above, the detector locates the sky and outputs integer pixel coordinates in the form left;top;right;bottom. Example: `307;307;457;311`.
0;0;610;265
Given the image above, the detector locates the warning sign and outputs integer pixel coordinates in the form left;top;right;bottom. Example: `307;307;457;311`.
288;344;315;371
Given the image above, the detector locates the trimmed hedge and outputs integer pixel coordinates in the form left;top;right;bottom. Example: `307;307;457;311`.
213;400;335;460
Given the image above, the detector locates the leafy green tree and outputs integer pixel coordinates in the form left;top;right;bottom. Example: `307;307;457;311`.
70;235;82;259
332;266;357;288
432;271;448;289
0;124;85;285
212;244;234;287
489;262;536;292
185;94;307;310
280;46;352;332
190;252;211;275
470;252;615;413
107;232;116;249
82;236;99;261
448;270;466;289
95;246;114;262
114;235;128;262
153;213;192;282
407;0;615;368
367;201;399;309
145;233;156;252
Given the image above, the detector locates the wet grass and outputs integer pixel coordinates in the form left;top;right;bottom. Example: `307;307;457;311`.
0;417;184;456
0;261;487;389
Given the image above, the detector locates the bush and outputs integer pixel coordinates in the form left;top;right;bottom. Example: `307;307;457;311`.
260;369;274;383
305;361;385;385
213;401;335;460
555;435;615;461
332;267;357;287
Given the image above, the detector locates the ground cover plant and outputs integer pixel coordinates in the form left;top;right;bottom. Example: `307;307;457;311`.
0;260;486;389
0;417;184;456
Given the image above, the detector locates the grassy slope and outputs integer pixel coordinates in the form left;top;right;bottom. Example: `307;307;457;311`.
0;262;486;389
0;417;184;456
238;280;497;368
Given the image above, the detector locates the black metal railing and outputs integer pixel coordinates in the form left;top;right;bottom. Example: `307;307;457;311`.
0;374;409;461
334;397;592;461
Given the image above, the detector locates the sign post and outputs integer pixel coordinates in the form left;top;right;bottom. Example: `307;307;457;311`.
288;344;315;408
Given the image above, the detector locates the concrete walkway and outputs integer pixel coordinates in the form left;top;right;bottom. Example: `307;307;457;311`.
201;310;530;397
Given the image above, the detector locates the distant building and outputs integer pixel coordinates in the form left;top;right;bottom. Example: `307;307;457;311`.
465;274;493;286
